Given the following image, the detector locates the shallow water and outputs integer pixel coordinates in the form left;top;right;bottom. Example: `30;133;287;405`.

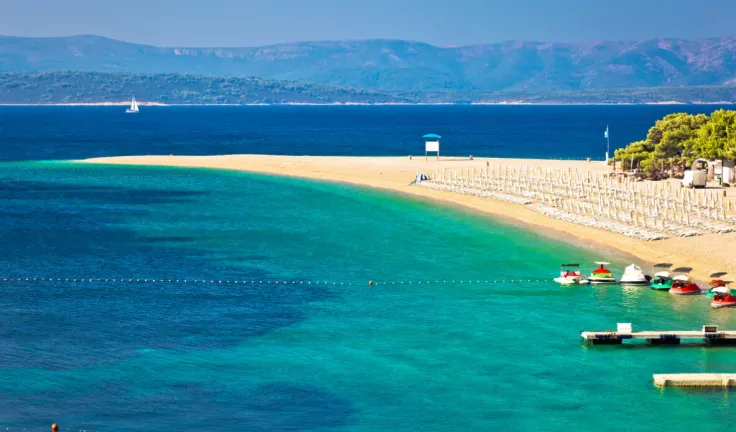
0;161;734;431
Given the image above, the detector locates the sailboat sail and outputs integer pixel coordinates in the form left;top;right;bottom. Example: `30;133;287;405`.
126;96;139;113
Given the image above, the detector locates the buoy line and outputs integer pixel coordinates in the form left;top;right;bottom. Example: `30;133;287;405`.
0;277;550;286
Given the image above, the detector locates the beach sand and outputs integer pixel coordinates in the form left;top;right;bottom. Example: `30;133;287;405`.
81;155;736;282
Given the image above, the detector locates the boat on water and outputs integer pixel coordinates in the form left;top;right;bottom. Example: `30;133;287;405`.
650;263;673;290
710;287;736;308
650;271;673;290
588;262;616;284
126;97;139;113
553;263;589;285
707;273;733;304
669;275;702;295
619;264;650;285
708;272;728;291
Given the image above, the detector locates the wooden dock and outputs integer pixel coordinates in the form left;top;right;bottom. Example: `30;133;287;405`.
654;374;736;388
581;324;736;346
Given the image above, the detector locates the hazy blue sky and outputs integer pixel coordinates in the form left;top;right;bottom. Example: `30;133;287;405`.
1;0;733;46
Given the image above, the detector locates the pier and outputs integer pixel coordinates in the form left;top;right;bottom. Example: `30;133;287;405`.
581;324;736;346
654;374;736;388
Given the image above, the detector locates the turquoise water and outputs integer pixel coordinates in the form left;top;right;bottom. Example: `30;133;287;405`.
1;162;735;431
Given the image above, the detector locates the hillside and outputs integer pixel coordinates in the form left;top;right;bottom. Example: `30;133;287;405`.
2;35;736;92
0;72;734;105
0;72;408;104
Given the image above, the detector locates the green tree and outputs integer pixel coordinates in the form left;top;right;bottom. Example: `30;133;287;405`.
693;109;736;160
614;140;653;170
647;113;708;164
615;112;711;175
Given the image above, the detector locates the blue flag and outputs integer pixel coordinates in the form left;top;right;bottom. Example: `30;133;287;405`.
604;126;609;139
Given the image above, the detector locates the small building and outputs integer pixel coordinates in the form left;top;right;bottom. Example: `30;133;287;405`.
423;134;441;161
719;160;735;186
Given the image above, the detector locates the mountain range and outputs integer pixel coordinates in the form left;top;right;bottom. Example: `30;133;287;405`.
2;35;736;92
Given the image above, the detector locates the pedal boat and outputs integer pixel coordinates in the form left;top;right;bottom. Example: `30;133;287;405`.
588;262;616;285
619;264;650;285
669;275;702;295
554;263;589;285
650;263;673;291
710;287;736;308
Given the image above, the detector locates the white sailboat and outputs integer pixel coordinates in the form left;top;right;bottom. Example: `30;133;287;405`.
126;97;139;113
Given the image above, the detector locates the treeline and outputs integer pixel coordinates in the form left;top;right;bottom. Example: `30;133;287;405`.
0;72;409;104
614;110;736;175
1;72;736;105
466;86;736;104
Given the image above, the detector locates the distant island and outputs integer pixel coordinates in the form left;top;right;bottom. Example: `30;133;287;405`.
0;72;407;105
1;72;735;105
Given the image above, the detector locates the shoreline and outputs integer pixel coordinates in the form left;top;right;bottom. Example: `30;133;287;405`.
79;155;736;282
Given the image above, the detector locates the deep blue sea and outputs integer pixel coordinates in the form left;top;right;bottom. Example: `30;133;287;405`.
0;105;732;161
1;106;735;432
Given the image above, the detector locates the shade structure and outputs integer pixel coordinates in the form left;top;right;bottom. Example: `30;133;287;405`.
423;134;441;161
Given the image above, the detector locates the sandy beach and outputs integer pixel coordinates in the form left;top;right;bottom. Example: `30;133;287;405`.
81;155;736;282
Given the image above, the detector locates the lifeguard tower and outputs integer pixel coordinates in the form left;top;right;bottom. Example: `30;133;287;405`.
423;134;441;161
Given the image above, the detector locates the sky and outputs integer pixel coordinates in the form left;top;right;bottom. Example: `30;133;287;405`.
0;0;734;47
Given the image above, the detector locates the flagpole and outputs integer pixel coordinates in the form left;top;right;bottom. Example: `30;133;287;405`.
605;125;610;175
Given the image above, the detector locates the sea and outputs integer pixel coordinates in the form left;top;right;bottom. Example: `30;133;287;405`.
0;105;734;432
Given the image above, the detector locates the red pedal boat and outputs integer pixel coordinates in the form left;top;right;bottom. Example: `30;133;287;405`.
711;287;736;308
669;275;702;295
708;273;735;307
709;272;728;290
